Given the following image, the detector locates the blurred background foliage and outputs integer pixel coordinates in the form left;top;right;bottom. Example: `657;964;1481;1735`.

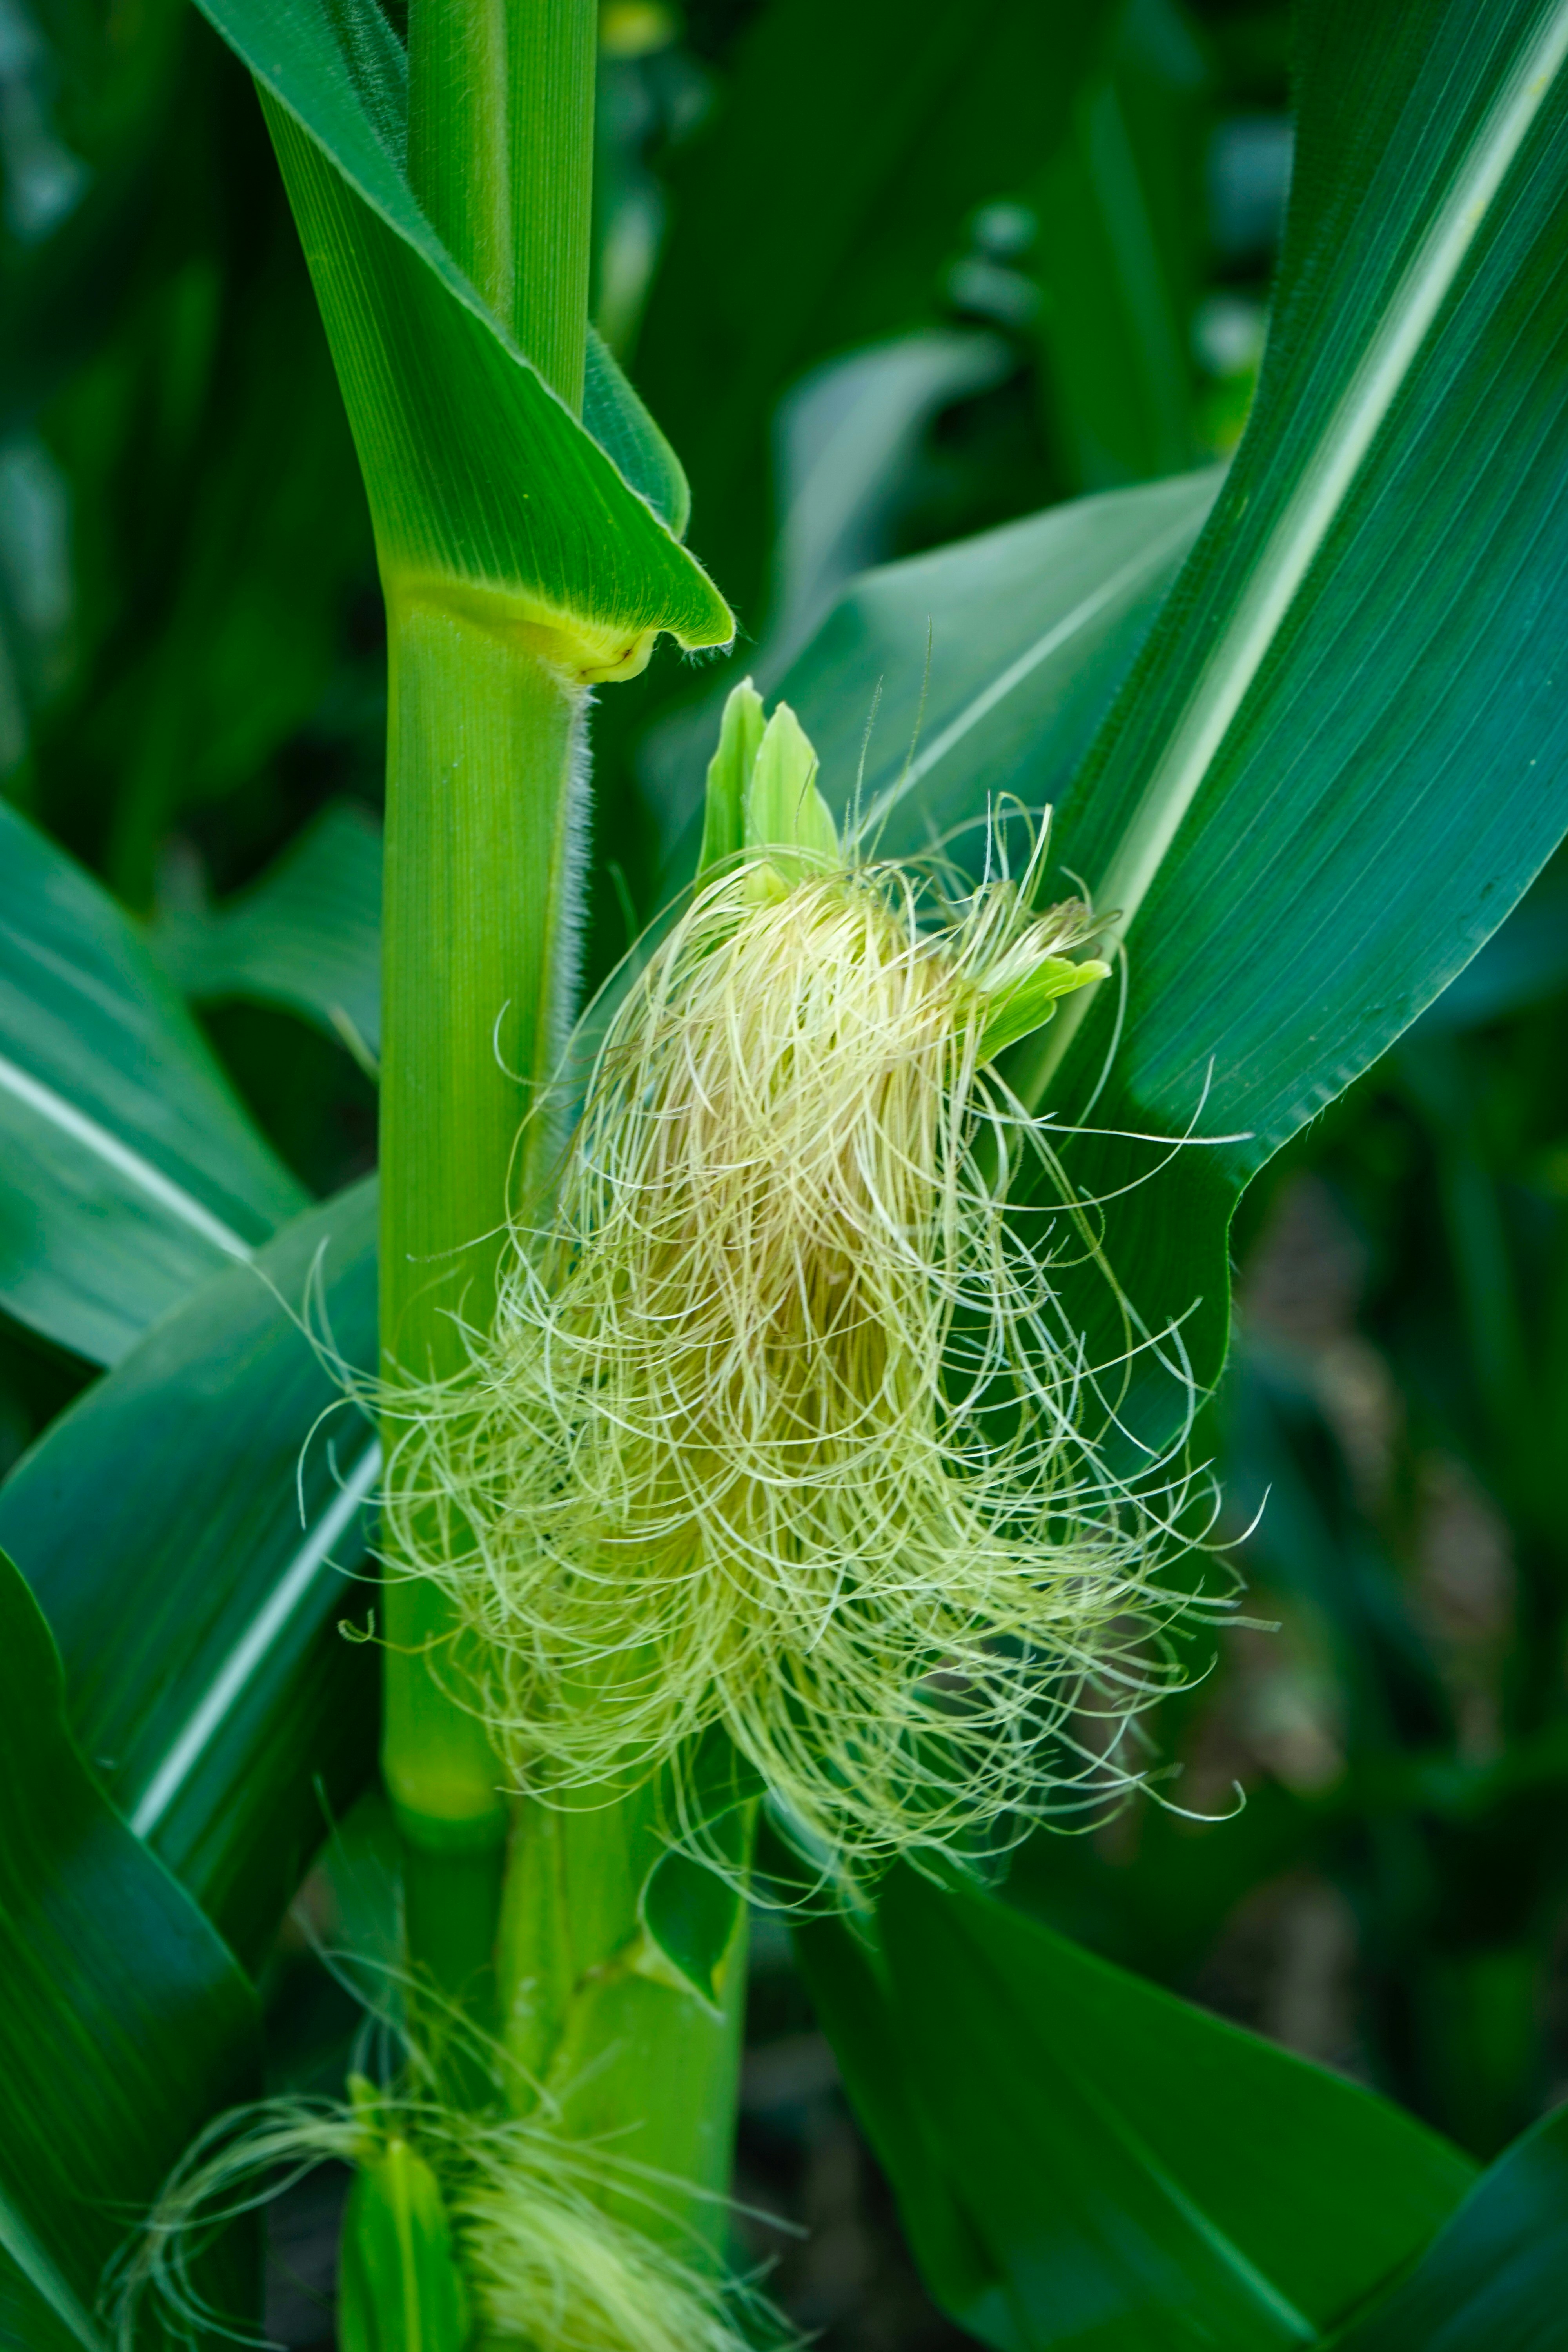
5;0;1567;2343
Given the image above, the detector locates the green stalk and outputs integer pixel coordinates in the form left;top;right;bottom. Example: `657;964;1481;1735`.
379;614;582;2003
381;0;599;2014
384;0;748;2232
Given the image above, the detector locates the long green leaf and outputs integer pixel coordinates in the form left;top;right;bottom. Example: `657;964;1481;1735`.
1029;0;1207;489
1027;0;1568;1384
0;801;306;1366
1322;2106;1568;2350
153;799;383;1064
768;468;1218;867
799;1869;1477;2352
192;0;731;675
775;0;1568;1415
0;1182;379;1968
0;1544;259;2349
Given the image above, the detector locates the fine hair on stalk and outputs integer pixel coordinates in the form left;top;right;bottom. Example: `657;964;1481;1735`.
380;838;1230;1878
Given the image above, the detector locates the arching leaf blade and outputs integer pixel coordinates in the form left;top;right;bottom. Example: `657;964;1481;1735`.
0;801;306;1367
190;0;730;671
1321;2105;1568;2350
0;1181;380;1969
1015;0;1568;1387
799;1869;1478;2351
0;1544;259;2346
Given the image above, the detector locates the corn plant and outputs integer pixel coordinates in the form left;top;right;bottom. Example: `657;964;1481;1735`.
3;0;1568;2346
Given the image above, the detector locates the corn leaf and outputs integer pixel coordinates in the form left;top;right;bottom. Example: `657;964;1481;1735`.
797;1868;1478;2352
0;801;306;1366
0;1543;259;2348
782;0;1568;1410
1321;2106;1568;2350
1031;0;1568;1389
153;799;383;1065
192;0;731;676
1029;0;1209;490
0;1181;379;1968
773;468;1218;869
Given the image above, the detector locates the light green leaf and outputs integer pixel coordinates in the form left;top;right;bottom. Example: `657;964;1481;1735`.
584;325;691;541
0;800;307;1366
153;799;383;1066
0;1181;379;1968
0;1544;260;2349
192;0;731;678
745;700;838;867
769;329;1011;663
338;2106;470;2352
697;677;766;877
977;955;1108;1060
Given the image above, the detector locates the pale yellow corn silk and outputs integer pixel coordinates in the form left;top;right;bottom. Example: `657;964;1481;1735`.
116;2090;772;2352
383;807;1219;1871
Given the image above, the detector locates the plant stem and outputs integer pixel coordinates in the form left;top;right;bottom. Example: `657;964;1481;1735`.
495;1784;750;2252
386;0;748;2232
383;0;599;2020
407;0;514;325
379;608;584;2009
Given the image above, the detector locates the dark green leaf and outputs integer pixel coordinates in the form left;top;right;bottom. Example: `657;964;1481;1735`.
789;1880;1021;2349
1323;2105;1568;2350
640;1850;743;2010
153;798;383;1065
1030;0;1208;489
634;0;1122;626
1414;847;1568;1033
1021;0;1568;1393
639;1733;764;2006
755;468;1217;874
0;1181;379;1968
0;799;307;1366
0;1544;259;2349
800;1869;1478;2351
766;0;1568;1439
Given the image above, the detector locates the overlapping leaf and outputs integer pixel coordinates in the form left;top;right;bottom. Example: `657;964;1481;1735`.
0;1545;259;2350
0;1181;379;1967
154;798;384;1065
1029;0;1208;489
193;0;731;675
1028;0;1568;1386
771;0;1568;1419
634;0;1123;625
797;1868;1477;2352
1323;2106;1568;2350
773;468;1218;865
0;800;305;1365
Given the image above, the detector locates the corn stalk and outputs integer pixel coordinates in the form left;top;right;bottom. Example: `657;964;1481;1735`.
254;0;744;2279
